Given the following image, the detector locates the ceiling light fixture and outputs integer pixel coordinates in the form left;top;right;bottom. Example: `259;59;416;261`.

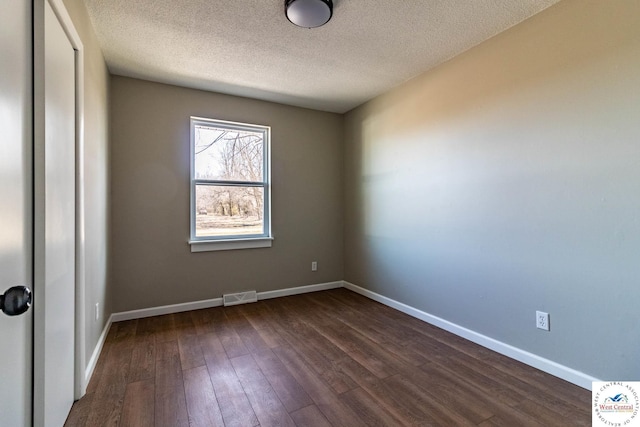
285;0;333;28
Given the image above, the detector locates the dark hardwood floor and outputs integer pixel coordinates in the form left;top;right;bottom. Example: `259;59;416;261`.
65;288;591;426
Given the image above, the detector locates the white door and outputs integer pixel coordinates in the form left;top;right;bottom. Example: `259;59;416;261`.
0;1;77;425
33;1;77;425
0;0;34;426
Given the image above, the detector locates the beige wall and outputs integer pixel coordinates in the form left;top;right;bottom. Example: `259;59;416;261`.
61;0;111;375
110;77;344;312
344;0;640;381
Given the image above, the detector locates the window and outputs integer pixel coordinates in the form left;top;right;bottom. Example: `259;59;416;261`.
189;117;271;252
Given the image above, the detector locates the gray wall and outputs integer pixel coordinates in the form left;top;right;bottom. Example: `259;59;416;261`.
110;77;344;312
344;0;640;381
61;0;111;373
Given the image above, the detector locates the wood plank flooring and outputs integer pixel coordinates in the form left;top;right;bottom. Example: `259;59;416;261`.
65;288;591;426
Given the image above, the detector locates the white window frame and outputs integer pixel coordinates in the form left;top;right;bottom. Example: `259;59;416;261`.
188;117;272;252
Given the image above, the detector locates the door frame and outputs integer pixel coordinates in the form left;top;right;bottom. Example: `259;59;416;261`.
33;0;87;410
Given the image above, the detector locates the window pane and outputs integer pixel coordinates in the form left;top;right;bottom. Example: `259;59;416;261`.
195;185;264;237
194;125;264;182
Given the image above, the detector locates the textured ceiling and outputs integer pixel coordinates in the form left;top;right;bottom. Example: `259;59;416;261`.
83;0;560;113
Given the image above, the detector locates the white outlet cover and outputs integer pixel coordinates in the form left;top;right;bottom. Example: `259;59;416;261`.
536;310;549;331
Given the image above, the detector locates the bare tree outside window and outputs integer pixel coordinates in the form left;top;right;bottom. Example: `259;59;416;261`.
190;118;270;240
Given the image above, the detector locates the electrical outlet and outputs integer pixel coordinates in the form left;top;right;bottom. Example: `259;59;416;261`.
95;303;100;321
536;311;549;331
311;261;318;272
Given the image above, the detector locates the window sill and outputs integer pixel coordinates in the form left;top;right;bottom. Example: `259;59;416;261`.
189;237;273;252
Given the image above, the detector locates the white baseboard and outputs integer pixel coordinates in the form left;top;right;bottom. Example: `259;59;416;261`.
343;281;598;390
111;297;224;322
258;281;343;300
84;315;113;388
110;281;343;323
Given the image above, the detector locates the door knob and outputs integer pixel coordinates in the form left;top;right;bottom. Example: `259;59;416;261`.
0;286;32;316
